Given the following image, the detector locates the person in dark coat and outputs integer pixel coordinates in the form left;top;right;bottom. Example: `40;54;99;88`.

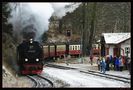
100;59;102;72
90;55;93;65
125;56;129;70
113;56;116;70
109;55;113;70
115;56;120;71
127;57;131;75
106;56;110;71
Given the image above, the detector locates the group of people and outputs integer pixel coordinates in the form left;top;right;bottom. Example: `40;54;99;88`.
96;55;131;74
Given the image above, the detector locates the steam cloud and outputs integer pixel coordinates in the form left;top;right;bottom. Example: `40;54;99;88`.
9;3;81;41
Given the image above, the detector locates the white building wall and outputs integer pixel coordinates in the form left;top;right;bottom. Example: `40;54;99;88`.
120;39;131;58
109;45;114;57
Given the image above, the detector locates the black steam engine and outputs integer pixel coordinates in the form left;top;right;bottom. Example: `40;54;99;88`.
17;31;44;75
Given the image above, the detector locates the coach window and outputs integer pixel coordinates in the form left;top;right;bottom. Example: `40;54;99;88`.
75;46;77;50
73;46;74;50
78;46;80;50
69;46;72;50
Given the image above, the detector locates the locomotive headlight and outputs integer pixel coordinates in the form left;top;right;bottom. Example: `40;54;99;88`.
36;58;39;62
25;58;28;62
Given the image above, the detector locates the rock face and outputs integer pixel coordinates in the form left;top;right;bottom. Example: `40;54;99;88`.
2;66;33;88
49;15;60;33
46;15;80;43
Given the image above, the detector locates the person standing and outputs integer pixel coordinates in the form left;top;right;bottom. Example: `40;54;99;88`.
125;56;129;70
90;55;93;65
127;57;131;75
100;57;103;72
101;56;106;74
113;56;116;70
119;56;124;71
97;56;101;71
109;55;113;70
64;54;69;65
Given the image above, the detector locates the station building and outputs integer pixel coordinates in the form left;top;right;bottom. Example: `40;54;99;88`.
101;33;131;58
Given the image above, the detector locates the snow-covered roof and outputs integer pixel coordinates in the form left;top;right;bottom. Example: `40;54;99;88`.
102;33;130;44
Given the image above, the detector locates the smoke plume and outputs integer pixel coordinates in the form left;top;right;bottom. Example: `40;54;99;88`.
9;3;81;41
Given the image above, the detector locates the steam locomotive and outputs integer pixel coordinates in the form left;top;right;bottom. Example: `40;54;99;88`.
17;39;44;75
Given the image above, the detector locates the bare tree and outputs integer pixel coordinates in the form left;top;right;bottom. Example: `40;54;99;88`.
87;3;97;56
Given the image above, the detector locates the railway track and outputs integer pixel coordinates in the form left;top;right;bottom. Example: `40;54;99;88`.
46;63;130;83
80;70;130;83
45;63;76;70
27;75;54;88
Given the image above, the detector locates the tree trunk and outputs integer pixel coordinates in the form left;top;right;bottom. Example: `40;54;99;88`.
87;2;97;56
82;3;87;57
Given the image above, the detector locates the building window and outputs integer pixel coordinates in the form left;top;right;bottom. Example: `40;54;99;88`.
125;47;130;53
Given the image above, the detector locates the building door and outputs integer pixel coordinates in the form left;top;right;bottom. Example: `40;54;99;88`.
106;48;109;55
113;48;120;57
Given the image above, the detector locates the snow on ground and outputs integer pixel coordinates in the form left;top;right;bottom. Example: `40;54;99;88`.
42;67;130;88
41;72;70;87
51;63;131;78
